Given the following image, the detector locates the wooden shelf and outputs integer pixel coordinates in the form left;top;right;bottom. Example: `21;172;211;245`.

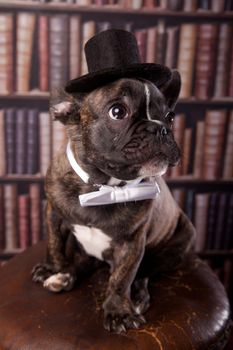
1;94;233;106
0;175;233;189
0;175;45;183
0;2;233;21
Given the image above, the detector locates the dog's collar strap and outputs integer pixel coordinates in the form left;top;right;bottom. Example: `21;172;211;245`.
66;141;90;184
66;141;160;207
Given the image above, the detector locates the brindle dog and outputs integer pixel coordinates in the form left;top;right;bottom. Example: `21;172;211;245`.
32;71;195;333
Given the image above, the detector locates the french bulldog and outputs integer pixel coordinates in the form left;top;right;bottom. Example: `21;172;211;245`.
32;71;195;333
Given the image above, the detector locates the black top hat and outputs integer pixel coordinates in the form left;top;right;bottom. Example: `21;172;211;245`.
65;29;172;93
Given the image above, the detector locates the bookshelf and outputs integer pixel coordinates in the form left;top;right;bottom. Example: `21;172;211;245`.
0;0;233;316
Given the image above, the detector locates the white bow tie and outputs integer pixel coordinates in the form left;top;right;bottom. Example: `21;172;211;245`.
66;141;160;207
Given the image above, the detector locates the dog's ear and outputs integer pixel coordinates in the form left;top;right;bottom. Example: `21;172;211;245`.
160;70;181;110
50;88;86;125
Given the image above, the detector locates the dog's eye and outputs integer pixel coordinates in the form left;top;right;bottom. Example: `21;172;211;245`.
165;111;175;124
109;104;128;120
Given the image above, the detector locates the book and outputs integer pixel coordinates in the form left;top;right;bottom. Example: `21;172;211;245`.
18;194;30;249
193;121;205;178
146;26;157;63
170;113;185;177
203;109;228;179
228;37;233;97
206;192;219;250
177;24;197;98
16;12;36;92
183;0;197;11
49;15;69;90
185;190;195;222
4;184;18;252
156;20;167;65
27;109;39;174
0;13;13;94
135;29;147;63
15;109;27;174
165;26;179;69
81;21;96;76
182;128;192;175
69;15;81;80
0;186;4;250
29;184;41;245
194;24;219;100
39;112;52;176
194;193;209;252
0;110;5;176
4;109;15;174
213;24;232;97
38;15;49;92
214;193;229;250
211;0;225;12
223;111;233;178
223;194;233;250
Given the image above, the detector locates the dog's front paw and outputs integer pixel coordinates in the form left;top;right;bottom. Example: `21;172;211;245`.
103;297;146;333
31;262;55;283
43;272;75;293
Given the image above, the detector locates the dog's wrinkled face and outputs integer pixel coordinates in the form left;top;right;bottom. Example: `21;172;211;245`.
52;73;181;181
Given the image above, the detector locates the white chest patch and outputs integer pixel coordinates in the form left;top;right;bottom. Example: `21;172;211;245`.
72;224;111;260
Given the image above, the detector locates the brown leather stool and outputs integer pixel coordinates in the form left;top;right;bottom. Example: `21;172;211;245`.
0;242;231;350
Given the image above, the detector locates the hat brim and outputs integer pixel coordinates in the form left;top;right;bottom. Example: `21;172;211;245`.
65;63;172;93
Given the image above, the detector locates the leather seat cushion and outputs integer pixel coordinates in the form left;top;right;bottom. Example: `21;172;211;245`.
0;242;231;350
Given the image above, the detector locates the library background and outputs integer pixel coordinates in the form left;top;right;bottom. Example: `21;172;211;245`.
0;0;233;346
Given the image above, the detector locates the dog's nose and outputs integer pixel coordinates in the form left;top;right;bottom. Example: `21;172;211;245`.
160;126;170;136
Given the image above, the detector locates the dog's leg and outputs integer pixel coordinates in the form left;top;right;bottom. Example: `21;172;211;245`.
131;277;150;315
103;230;146;333
32;201;75;291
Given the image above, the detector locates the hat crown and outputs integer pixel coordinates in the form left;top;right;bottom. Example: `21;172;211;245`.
84;29;141;73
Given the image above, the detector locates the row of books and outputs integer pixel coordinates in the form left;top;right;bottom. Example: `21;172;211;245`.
0;109;66;176
1;12;233;99
167;109;233;179
172;189;233;252
0;184;46;252
0;108;232;179
13;0;233;12
0;183;232;254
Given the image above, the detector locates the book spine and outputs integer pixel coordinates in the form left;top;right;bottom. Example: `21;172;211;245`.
15;109;27;174
155;20;167;65
203;109;227;179
69;15;81;80
228;38;233;97
214;193;229;249
213;24;232;97
18;194;30;250
165;26;179;69
4;184;18;252
81;21;96;76
206;192;219;250
27;109;39;174
4;109;15;174
193;121;205;178
135;29;147;63
182;128;192;175
29;184;41;245
177;24;197;98
223;194;233;250
0;13;13;94
49;15;69;90
16;12;36;92
146;26;157;63
38;15;49;92
194;24;219;100
0;186;5;250
194;193;209;252
39;112;52;176
0;110;6;176
223;110;233;178
183;0;197;11
170;113;185;177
